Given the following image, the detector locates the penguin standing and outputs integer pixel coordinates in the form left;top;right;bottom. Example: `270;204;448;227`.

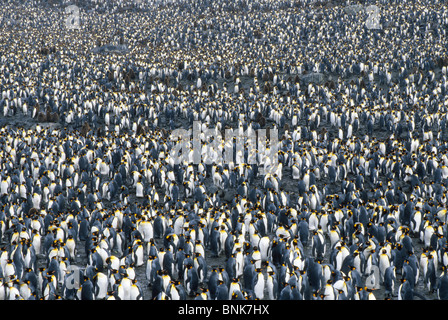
253;268;265;300
130;279;144;300
437;268;448;300
379;249;391;284
80;276;95;300
384;266;396;298
208;267;219;299
311;229;326;261
194;252;207;284
184;264;198;297
93;271;108;300
215;279;229;300
132;240;145;267
266;270;278;300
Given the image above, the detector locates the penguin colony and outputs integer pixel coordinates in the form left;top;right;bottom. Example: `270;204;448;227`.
0;0;447;300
